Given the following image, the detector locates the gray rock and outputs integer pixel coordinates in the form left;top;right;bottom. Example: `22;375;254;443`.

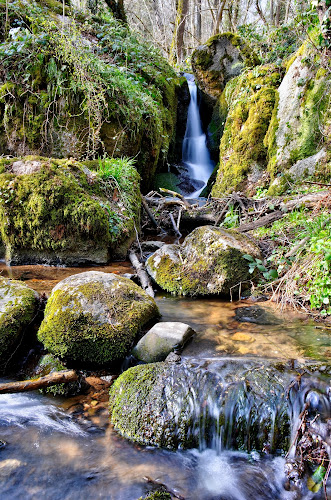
37;271;159;366
289;149;327;180
132;322;195;362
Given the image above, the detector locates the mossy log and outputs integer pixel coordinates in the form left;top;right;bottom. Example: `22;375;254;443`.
0;370;79;394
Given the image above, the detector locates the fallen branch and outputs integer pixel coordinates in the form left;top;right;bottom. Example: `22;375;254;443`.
128;250;154;297
159;188;191;209
237;210;284;232
0;370;78;394
141;196;160;230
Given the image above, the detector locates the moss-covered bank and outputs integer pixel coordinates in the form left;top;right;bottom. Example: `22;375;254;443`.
211;64;283;197
0;0;180;188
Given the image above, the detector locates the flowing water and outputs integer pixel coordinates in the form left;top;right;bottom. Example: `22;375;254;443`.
0;263;330;499
182;74;215;197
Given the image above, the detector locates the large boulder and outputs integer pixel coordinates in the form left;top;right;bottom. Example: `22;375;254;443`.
0;277;39;373
132;322;195;363
37;271;159;366
191;33;259;100
146;226;261;296
110;358;328;451
0;156;140;265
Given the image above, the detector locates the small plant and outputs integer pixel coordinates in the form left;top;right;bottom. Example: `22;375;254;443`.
221;204;240;228
243;254;279;281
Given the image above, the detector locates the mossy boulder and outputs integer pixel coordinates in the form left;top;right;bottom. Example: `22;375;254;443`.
211;64;283;197
109;358;304;452
37;271;159;367
0;277;39;373
191;32;260;100
146;226;261;296
0;156;140;265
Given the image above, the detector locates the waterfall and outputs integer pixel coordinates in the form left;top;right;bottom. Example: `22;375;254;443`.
182;73;214;197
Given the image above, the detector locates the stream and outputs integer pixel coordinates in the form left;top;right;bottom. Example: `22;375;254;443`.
0;262;330;500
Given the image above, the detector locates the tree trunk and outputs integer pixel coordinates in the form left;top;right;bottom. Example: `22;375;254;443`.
195;0;202;42
270;0;274;24
255;0;269;26
213;0;227;34
104;0;127;22
176;0;189;63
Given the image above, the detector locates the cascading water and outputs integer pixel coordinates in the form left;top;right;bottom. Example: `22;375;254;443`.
182;73;214;197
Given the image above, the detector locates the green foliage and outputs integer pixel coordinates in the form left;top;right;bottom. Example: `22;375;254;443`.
243;254;278;281
221;204;240;228
255;208;331;314
238;8;319;65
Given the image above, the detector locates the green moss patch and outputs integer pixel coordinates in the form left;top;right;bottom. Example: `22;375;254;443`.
211;65;281;196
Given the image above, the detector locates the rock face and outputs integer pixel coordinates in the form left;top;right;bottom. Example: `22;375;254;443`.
0;277;39;373
211;64;282;197
265;45;330;194
109;358;321;451
37;271;159;366
0;157;140;265
191;33;259;99
132;322;195;363
146;226;261;296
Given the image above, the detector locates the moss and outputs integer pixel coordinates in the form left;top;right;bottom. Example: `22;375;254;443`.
0;277;38;373
138;491;172;500
37;273;159;366
194;48;214;70
0;1;179;188
205;32;260;68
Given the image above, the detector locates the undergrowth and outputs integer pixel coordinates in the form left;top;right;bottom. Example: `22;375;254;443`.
254;203;331;316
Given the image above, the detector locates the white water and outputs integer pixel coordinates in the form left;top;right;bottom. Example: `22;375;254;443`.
182;73;214;197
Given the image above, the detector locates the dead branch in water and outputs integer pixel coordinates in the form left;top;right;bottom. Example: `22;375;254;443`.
0;370;79;394
128;250;155;297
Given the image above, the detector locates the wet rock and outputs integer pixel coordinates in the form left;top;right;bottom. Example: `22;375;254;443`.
0;277;39;374
146;226;261;296
132;322;195;363
235;306;281;325
109;358;313;451
38;271;159;366
191;33;259;99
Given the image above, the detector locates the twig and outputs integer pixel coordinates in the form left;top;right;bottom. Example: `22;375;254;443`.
142;196;161;230
169;213;182;238
159;188;191;209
